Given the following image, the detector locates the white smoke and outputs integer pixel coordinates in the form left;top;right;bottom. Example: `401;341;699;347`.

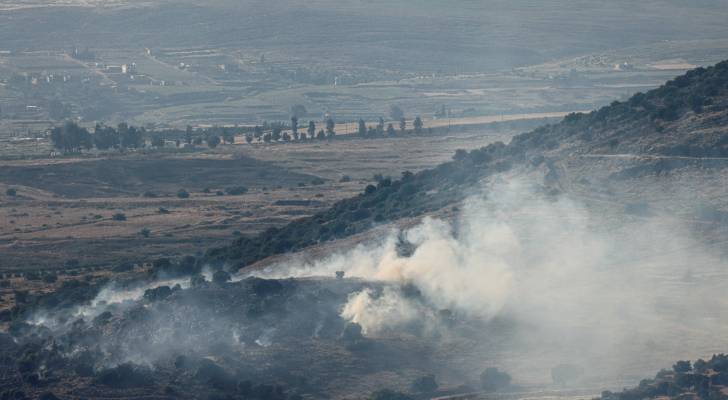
251;178;728;383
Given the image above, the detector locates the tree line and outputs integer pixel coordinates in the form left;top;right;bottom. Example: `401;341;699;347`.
49;106;428;153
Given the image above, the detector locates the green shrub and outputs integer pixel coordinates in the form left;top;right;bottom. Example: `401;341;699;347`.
225;186;248;195
177;189;190;199
42;273;57;284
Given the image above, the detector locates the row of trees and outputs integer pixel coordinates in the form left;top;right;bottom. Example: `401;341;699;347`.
50;122;146;152
248;117;336;143
49;114;426;153
356;116;423;137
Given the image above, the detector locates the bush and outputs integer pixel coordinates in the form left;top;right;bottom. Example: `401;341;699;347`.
411;374;438;393
480;368;511;392
212;270;232;285
190;274;207;288
95;363;153;388
225;186;248;195
6;188;17;197
341;322;363;342
143;285;173;302
112;213;127;221
339;175;352;183
139;228;151;238
177;189;190;199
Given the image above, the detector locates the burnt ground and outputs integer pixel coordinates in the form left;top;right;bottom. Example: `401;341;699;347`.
0;276;515;400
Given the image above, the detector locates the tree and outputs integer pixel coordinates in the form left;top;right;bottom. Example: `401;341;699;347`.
93;123;119;150
222;129;235;144
263;132;272;143
253;125;263;141
177;189;190;199
207;134;221;148
307;121;316;140
290;104;307;119
185;125;193;144
358;119;367;137
413;116;423;134
118;123;143;149
341;322;363;342
399;117;406;134
377;117;385;135
480;368;511;392
6;188;17;197
316;129;326;140
673;361;692;373
389;105;404;121
50;121;92;153
282;131;291;141
291;116;299;140
245;133;253;144
151;136;164;148
386;123;396;136
453;149;468;161
326;118;335;138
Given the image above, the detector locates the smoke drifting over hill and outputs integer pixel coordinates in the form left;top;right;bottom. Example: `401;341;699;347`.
254;179;728;375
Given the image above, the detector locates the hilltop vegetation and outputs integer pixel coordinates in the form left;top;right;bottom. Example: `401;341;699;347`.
602;355;728;400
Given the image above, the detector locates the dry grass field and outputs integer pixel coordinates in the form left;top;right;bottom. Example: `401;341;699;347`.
0;127;515;274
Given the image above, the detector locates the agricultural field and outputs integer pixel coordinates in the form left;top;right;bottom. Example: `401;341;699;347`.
0;125;516;274
1;1;728;131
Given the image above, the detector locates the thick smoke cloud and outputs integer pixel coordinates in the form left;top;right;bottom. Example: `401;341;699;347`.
254;179;728;382
22;178;728;386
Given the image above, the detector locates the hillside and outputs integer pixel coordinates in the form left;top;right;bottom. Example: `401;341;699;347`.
206;60;728;271
601;355;728;400
4;60;728;400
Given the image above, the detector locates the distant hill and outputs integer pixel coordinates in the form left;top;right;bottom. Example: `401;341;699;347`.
206;60;728;270
600;354;728;400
